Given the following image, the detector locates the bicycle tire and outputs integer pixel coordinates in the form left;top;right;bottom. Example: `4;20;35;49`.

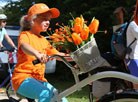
6;82;22;101
97;90;138;102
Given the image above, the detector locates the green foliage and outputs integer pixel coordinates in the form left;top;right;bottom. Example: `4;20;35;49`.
1;0;137;52
0;9;3;14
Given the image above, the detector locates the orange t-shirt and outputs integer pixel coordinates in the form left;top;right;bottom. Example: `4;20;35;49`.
11;31;59;92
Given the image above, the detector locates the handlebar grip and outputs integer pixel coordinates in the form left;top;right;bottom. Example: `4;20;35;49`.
0;47;16;52
32;59;40;65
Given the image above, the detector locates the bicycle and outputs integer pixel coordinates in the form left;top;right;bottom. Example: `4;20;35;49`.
31;55;137;102
0;48;36;102
0;47;22;101
32;38;138;102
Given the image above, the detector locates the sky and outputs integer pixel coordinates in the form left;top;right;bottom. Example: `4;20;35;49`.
0;0;19;8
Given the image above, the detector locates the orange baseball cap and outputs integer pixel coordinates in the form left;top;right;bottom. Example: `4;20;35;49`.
27;3;60;21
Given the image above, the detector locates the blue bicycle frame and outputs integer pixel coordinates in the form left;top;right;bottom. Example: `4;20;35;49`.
0;63;16;89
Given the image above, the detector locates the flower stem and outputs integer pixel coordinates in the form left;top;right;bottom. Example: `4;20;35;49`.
46;31;51;36
90;34;94;41
77;45;80;50
97;31;104;32
90;17;95;23
69;12;75;20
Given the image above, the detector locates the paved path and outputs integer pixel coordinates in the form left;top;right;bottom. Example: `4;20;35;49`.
0;92;28;102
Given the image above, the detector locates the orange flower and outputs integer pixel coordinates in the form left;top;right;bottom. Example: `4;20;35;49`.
71;27;75;31
80;25;89;40
50;33;63;41
48;28;51;30
53;38;60;42
61;38;65;42
52;33;60;38
71;33;82;45
66;36;72;42
74;24;82;33
59;28;63;31
84;21;88;24
74;16;84;29
75;16;84;26
63;26;68;32
50;15;101;53
75;17;81;24
80;16;84;27
49;36;54;39
55;29;59;33
89;19;99;34
56;23;59;26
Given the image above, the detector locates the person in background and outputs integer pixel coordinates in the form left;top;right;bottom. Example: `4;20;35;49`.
0;14;17;93
129;5;136;21
126;0;138;90
11;3;68;102
0;14;17;49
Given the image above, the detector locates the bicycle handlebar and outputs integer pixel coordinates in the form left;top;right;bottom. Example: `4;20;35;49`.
32;59;40;65
32;55;78;70
0;47;17;52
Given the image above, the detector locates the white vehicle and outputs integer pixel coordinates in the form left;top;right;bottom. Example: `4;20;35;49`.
0;26;56;73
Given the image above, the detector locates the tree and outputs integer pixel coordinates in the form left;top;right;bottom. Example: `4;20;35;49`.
0;8;3;14
2;0;137;52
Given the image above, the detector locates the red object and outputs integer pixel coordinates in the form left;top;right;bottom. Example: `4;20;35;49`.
8;52;17;63
9;52;14;63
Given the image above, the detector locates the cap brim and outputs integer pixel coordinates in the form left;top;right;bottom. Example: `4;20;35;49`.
49;8;60;18
27;7;60;21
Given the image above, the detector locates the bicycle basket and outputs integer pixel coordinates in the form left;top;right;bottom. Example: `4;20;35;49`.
70;38;105;73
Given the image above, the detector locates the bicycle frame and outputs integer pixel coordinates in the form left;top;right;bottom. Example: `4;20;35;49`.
0;74;10;88
48;55;138;102
0;51;16;89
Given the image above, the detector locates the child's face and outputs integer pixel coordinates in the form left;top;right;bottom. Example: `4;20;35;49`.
32;12;52;33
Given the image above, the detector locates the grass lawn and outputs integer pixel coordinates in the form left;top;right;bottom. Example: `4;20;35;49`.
46;74;96;102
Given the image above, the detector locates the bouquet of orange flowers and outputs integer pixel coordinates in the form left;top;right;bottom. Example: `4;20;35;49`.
48;15;108;73
48;15;106;53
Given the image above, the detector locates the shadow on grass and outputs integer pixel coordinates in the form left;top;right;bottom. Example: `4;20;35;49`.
0;99;10;102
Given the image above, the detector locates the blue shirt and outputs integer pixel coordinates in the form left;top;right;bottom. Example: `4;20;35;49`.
0;28;7;42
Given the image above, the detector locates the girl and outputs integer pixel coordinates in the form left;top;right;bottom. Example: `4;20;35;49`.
12;3;68;102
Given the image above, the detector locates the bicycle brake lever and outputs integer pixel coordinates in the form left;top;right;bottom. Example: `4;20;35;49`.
32;59;40;65
32;56;51;65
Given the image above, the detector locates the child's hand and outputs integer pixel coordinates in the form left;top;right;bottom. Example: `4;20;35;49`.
74;64;79;68
36;53;49;64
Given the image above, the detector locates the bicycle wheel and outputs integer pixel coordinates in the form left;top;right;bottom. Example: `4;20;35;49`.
97;90;138;102
6;82;22;101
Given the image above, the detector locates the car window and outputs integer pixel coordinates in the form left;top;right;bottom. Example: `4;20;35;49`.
3;36;18;49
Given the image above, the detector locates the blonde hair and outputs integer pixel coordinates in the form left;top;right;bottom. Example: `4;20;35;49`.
20;15;37;32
